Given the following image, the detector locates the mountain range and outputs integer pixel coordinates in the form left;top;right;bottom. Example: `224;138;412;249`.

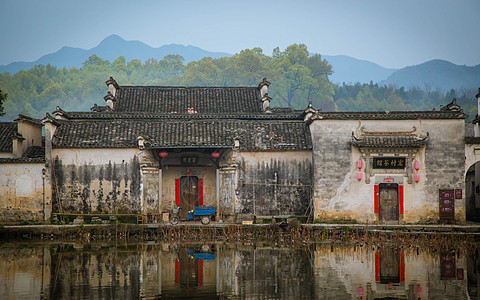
1;34;478;92
0;34;230;74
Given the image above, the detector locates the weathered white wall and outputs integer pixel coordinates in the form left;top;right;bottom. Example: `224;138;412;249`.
51;148;143;214
235;151;312;217
310;118;465;223
53;148;141;165
0;163;45;221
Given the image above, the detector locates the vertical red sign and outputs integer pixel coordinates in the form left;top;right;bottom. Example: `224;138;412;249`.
399;185;404;214
199;179;203;206
175;179;180;206
374;185;379;214
455;189;462;199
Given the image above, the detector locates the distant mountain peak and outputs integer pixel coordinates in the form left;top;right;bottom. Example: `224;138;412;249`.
96;34;129;47
105;34;123;40
383;59;480;92
0;35;232;74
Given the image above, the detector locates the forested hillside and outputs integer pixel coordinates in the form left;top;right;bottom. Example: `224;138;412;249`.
0;44;477;121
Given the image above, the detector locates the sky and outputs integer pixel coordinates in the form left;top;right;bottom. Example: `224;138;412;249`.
0;0;479;69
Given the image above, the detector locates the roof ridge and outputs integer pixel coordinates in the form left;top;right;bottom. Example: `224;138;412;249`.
119;85;259;89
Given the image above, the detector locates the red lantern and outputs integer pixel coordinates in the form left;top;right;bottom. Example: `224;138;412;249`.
414;161;420;171
357;159;363;170
211;152;220;158
159;151;168;158
357;171;363;181
414;173;420;183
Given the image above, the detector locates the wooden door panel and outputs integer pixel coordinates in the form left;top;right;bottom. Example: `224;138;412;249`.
379;183;399;221
180;176;198;219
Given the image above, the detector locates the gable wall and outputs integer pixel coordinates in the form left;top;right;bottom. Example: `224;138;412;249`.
17;121;42;155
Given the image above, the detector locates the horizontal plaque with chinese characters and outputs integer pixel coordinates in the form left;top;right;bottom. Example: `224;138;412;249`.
180;156;198;165
372;157;406;169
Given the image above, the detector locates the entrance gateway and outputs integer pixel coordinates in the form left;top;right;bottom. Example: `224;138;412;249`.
374;176;404;222
175;175;204;220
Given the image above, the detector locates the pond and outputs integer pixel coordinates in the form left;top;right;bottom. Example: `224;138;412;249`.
0;240;478;299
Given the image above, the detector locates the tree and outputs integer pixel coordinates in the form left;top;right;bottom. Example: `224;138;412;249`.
0;89;6;116
82;55;110;69
270;44;334;109
112;56;127;73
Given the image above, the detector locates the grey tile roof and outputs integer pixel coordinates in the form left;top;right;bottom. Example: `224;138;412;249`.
23;146;45;158
0;122;16;152
52;119;312;151
314;110;467;120
63;111;303;121
352;135;428;148
0;146;45;163
113;86;263;113
0;157;45;163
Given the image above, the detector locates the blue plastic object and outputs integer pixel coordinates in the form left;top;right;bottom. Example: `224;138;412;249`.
192;205;216;216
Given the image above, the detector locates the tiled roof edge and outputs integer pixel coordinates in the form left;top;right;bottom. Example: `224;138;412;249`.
0;157;45;164
314;111;467;120
58;112;304;121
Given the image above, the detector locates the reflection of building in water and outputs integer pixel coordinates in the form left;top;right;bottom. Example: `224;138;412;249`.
374;248;406;297
0;245;50;299
0;243;474;299
216;244;316;298
467;251;480;299
313;245;469;299
154;244;217;298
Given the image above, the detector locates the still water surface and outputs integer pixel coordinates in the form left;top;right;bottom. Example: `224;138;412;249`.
0;241;478;299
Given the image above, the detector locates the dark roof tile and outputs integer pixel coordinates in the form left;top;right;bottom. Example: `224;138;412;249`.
63;111;303;121
53;119;311;151
352;135;428;148
0;122;17;152
315;111;467;120
113;86;263;113
22;146;45;158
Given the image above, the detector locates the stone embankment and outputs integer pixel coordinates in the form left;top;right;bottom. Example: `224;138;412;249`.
1;222;479;242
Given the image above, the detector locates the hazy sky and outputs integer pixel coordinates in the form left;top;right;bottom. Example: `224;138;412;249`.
1;0;479;69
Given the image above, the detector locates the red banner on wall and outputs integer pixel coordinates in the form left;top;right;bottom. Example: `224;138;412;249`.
199;179;203;206
175;179;180;206
399;185;404;214
374;185;379;214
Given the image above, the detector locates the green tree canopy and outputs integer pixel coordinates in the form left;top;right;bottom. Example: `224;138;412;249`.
270;44;334;109
0;89;6;116
0;44;475;122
